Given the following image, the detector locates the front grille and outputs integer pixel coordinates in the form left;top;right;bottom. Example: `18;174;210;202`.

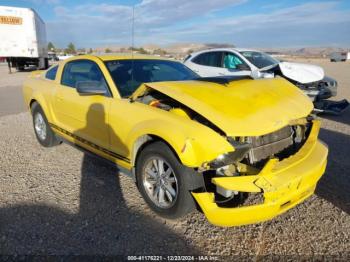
247;126;294;164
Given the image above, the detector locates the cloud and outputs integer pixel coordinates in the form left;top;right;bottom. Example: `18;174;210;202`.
173;1;350;47
47;0;245;47
26;0;60;4
46;0;350;48
53;6;68;16
134;0;247;27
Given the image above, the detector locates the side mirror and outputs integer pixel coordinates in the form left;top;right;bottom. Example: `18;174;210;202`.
251;69;262;79
236;63;251;71
76;81;106;96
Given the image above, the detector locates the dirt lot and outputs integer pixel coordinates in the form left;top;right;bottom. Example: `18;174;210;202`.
0;60;349;257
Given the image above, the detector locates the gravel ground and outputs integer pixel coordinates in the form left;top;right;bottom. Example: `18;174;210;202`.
0;61;349;257
0;64;33;117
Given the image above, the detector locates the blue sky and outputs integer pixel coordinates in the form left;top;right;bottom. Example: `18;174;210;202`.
1;0;350;48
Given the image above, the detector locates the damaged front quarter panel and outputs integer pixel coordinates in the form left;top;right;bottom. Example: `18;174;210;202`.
128;85;235;168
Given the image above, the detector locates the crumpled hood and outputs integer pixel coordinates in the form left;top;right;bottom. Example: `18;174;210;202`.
135;78;313;137
279;62;324;84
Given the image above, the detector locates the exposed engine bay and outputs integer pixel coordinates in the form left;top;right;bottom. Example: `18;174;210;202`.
136;89;225;135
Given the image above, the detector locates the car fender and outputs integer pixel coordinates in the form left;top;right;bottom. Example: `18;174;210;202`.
127;118;234;168
29;91;55;122
23;77;55;123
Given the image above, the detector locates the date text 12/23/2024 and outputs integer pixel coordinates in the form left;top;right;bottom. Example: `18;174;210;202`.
127;255;219;261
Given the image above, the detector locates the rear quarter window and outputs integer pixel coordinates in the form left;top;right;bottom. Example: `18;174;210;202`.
45;65;58;80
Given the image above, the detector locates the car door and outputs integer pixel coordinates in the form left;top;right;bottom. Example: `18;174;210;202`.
187;51;228;77
52;59;112;150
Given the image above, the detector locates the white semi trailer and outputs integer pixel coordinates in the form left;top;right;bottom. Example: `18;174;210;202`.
0;6;48;71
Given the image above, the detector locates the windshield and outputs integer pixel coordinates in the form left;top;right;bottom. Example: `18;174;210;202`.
105;59;198;97
239;51;279;69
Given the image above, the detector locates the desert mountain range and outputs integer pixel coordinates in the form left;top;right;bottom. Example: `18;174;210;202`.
93;43;349;57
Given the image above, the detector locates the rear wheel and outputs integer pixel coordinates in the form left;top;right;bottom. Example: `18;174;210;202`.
31;103;60;147
136;141;196;219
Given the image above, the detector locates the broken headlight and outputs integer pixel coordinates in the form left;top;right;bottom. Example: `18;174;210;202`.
208;141;251;169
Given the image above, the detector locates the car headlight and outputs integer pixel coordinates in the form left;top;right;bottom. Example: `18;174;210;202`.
208;141;251;169
323;76;338;88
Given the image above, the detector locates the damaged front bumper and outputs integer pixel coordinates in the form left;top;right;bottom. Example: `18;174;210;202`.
192;120;328;227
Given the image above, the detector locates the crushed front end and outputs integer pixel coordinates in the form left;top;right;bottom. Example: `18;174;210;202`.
193;119;328;227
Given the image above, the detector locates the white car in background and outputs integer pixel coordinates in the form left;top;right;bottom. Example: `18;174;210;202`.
184;48;348;114
57;54;74;61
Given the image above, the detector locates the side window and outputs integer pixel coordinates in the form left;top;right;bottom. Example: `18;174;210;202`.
222;52;245;69
61;60;109;93
45;65;58;80
192;52;223;67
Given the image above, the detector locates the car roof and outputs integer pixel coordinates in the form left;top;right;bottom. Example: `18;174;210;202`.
190;48;260;56
72;54;172;62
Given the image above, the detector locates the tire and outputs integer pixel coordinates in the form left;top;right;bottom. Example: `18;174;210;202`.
31;103;60;147
136;141;196;219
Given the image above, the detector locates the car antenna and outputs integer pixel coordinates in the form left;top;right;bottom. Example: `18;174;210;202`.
131;5;135;93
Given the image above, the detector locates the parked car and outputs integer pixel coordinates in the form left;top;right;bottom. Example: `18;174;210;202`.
57;54;74;61
184;48;348;115
23;54;328;227
330;52;350;62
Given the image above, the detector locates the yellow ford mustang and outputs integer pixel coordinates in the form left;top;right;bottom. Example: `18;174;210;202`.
23;54;328;227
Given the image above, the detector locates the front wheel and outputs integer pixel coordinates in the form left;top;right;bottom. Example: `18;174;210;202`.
31;103;61;147
136;141;196;219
